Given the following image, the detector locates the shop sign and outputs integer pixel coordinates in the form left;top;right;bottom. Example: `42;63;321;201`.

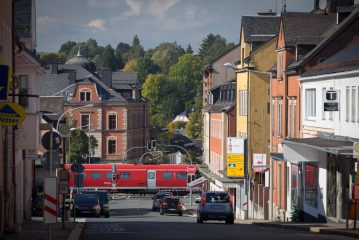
0;101;26;126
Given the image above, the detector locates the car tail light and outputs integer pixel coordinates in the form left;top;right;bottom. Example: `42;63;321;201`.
229;199;233;208
162;202;168;206
201;196;206;207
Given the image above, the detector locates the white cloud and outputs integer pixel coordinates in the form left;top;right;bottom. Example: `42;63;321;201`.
124;0;142;17
147;0;179;19
37;16;56;26
87;19;107;31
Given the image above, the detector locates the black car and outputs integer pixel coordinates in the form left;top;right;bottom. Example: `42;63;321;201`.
74;193;101;217
159;197;183;216
152;191;173;210
86;191;110;218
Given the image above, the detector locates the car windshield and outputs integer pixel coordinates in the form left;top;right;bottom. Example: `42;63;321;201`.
164;198;179;204
76;194;98;203
156;193;171;199
205;193;229;203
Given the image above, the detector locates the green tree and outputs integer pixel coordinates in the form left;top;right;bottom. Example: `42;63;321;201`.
185;44;193;54
123;59;138;72
37;52;66;66
66;129;98;163
94;44;121;71
185;111;203;140
134;56;160;85
167;121;187;133
58;41;76;56
198;33;235;63
170;53;203;113
151;42;185;74
129;35;144;60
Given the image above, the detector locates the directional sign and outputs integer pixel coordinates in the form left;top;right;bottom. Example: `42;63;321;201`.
41;131;62;150
0;101;26;126
0;65;10;100
187;165;197;175
227;154;244;177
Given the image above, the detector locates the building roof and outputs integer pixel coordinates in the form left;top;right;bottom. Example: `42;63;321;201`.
15;0;32;37
302;42;359;77
281;12;336;47
206;102;235;113
65;51;96;72
241;16;280;44
112;71;138;90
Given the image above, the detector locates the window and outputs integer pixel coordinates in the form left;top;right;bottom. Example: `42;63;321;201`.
91;172;101;179
293;100;297;137
80;91;91;101
162;172;173;179
329;88;334;121
305;89;316;119
81;114;90;128
287;99;291;137
346;86;350;122
291;164;298;209
148;172;155;179
108;139;116;154
106;172;112;179
119;172;130;179
108;114;117;129
176;172;187;179
352;86;356;122
322;88;326;120
239;90;248;116
278;100;283;136
271;99;275;136
278;51;283;79
305;164;318;208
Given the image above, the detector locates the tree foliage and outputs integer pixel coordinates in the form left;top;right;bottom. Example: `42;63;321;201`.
185;112;203;140
66;129;98;163
151;42;185;74
198;33;235;64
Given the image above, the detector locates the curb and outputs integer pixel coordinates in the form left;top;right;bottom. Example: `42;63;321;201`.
253;222;315;231
319;228;359;238
67;223;85;240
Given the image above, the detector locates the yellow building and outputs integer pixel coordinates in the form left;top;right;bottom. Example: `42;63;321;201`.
233;15;279;220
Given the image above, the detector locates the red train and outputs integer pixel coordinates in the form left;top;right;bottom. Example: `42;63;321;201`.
65;163;201;194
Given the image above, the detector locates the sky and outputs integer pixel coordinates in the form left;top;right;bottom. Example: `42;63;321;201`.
36;0;315;53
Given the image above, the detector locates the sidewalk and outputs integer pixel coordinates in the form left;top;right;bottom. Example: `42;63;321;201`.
1;218;84;240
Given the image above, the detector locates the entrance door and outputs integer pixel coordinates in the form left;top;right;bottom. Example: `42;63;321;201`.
327;154;337;218
147;170;156;191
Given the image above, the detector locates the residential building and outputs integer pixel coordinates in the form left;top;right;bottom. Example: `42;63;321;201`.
38;54;150;163
283;5;359;222
236;14;279;220
0;0;41;234
270;11;336;221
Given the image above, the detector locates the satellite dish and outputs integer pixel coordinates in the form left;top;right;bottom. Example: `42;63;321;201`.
319;0;328;10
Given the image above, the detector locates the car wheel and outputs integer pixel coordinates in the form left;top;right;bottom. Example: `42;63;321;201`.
105;213;110;218
179;212;183;216
197;213;203;223
225;217;234;224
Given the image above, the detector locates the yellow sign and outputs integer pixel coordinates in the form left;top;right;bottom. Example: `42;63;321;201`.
354;142;359;159
0;101;26;126
227;154;244;177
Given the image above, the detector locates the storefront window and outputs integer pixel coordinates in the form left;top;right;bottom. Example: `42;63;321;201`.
305;164;318;207
291;164;298;210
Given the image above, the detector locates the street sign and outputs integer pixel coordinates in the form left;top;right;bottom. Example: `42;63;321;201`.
0;65;10;100
59;124;70;137
227;154;244;177
227;137;245;154
42;150;61;169
354;142;359;159
41;131;62;150
71;163;85;173
0;101;26;126
187;165;197;175
326;90;337;101
44;177;57;224
324;102;339;111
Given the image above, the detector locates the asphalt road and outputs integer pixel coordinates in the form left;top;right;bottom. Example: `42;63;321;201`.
81;194;356;240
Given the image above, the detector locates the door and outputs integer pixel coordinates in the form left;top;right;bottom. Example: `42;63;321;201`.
147;170;156;191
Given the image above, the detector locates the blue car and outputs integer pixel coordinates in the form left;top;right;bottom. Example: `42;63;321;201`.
196;191;234;224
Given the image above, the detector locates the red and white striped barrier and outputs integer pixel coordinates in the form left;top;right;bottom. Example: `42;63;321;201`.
44;177;58;224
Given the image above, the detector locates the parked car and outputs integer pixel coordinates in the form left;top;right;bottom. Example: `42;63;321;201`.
152;191;173;210
74;193;101;217
160;197;183;216
84;191;110;218
196;191;234;224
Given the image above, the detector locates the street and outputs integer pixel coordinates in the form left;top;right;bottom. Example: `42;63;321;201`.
79;194;356;240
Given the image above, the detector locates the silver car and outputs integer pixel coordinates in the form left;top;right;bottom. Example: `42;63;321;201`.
196;191;234;224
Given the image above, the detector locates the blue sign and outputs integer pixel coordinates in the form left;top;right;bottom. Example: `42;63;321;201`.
0;65;10;100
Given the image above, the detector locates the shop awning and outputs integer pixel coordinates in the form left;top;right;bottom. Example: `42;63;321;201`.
283;137;355;156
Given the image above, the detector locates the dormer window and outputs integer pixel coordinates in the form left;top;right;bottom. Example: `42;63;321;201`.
80;91;91;101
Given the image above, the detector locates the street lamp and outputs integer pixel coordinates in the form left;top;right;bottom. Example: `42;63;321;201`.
56;103;94;132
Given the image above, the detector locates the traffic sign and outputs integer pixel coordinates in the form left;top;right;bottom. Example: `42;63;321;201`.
187;165;197;175
41;131;62;150
71;163;85;173
59;124;70;137
42;150;61;169
0;101;26;126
